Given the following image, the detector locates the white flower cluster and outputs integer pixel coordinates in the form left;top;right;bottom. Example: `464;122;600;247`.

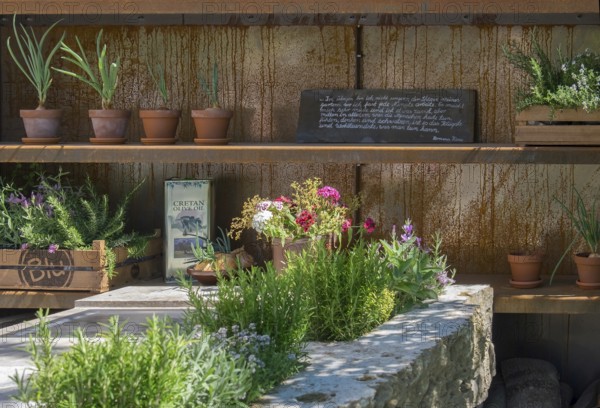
252;210;273;233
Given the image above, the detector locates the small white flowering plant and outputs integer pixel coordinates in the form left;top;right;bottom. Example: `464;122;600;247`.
230;177;360;244
503;32;600;113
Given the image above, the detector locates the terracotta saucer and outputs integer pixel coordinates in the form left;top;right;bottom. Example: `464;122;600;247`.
509;279;543;289
140;137;177;145
89;137;126;145
22;137;61;145
576;280;600;290
193;138;231;145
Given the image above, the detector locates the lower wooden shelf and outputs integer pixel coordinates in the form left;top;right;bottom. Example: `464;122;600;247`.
457;274;600;314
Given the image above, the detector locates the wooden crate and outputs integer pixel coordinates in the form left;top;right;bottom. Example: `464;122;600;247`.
0;236;162;294
515;106;600;146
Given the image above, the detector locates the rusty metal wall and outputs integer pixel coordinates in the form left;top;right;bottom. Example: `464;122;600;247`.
2;24;600;276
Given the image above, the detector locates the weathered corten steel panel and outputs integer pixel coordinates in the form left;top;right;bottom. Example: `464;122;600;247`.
358;163;600;276
1;25;355;142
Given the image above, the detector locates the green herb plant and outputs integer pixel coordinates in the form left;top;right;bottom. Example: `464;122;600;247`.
54;29;120;109
199;62;221;108
12;309;253;407
180;263;310;397
147;62;169;108
550;188;600;284
6;14;65;109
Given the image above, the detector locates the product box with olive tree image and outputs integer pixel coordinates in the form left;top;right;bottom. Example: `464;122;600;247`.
164;180;214;281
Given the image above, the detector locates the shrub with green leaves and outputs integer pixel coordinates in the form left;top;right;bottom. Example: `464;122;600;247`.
286;238;395;342
1;170;148;276
503;32;600;112
12;310;253;407
180;264;311;396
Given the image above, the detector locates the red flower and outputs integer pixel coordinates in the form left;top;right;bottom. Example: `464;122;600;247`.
363;217;376;234
342;218;352;232
274;195;292;204
295;210;316;232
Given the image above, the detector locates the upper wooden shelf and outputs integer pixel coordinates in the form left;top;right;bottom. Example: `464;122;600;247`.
457;274;600;314
0;143;599;164
1;0;597;25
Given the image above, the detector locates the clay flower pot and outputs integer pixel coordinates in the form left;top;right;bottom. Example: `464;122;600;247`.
271;237;312;273
574;253;600;289
20;109;62;144
507;252;544;289
88;109;131;144
139;109;181;145
186;248;254;285
191;108;233;145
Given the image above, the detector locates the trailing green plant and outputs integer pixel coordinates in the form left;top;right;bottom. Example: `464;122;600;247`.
147;62;169;108
54;29;120;109
550;188;600;284
503;31;600;113
381;222;455;312
286;237;396;342
199;62;221;108
11;310;253;407
179;263;310;396
6;14;65;109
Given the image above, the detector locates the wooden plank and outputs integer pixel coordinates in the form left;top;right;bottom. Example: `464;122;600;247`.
1;0;596;18
515;126;600;146
0;143;600;164
516;107;600;122
457;274;600;314
0;290;90;309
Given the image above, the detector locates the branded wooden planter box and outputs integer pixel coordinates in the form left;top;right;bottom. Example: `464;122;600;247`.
0;236;162;308
515;106;600;146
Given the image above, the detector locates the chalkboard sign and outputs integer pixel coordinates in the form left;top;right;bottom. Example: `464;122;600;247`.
296;89;476;143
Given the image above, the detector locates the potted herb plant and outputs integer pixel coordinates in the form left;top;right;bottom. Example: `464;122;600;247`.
54;29;130;144
139;63;180;145
191;62;233;145
186;227;253;285
551;188;600;288
6;14;65;144
503;34;600;145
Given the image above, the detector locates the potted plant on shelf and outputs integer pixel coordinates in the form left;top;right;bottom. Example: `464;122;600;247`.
139;63;180;145
507;251;544;289
191;62;233;145
186;227;253;285
54;29;130;144
551;188;600;289
503;33;600;146
6;14;65;144
230;177;364;272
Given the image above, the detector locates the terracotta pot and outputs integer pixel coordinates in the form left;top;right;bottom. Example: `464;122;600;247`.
20;109;62;141
191;108;233;144
186;249;254;285
139;109;180;139
271;237;313;273
574;253;600;288
507;252;543;283
89;109;131;141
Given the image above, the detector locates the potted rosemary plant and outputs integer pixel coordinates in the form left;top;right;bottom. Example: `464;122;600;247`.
191;62;233;145
54;29;130;144
139;63;180;145
6;14;65;144
551;188;600;288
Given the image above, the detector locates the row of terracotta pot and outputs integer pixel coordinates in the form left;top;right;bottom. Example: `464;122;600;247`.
21;107;233;145
508;252;600;289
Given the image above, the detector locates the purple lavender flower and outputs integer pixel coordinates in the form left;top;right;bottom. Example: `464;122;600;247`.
317;186;341;203
20;243;29;250
48;244;59;254
6;193;22;205
436;270;455;287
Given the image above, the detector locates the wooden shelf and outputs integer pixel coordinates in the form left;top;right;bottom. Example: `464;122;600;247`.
1;0;597;25
457;274;600;314
0;143;599;164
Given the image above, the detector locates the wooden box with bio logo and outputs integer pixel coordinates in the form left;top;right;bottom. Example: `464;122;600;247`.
0;236;162;308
